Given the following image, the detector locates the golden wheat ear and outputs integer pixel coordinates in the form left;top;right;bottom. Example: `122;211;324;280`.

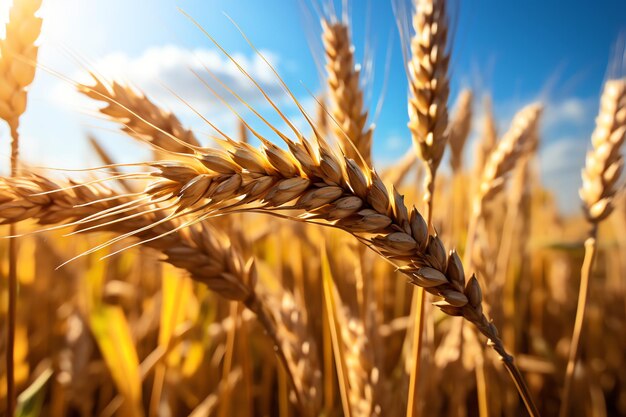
407;0;451;227
78;73;202;155
0;0;42;126
560;77;626;417
448;89;473;173
322;17;374;167
579;79;626;222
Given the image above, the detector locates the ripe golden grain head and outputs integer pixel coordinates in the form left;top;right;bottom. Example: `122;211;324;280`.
407;0;450;172
322;19;373;167
78;75;200;155
579;78;626;222
0;0;42;124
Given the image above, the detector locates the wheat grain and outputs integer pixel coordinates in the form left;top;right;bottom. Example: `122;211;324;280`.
322;19;373;166
79;75;201;154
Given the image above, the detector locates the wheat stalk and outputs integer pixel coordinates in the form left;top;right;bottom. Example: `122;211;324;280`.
405;2;451;410
448;89;473;173
78;75;201;155
560;78;626;417
0;1;42;413
0;175;312;413
322;19;373;166
86;132;540;414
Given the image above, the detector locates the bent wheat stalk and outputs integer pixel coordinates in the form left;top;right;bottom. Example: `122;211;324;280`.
82;131;540;415
0;0;42;413
559;78;626;417
0;175;313;414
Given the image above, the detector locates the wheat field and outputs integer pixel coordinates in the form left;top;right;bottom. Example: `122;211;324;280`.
1;0;626;416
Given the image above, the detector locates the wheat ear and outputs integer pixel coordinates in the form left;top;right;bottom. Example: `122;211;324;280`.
78;75;201;154
448;89;473;173
560;78;626;417
0;1;42;413
105;134;539;414
407;0;450;227
0;0;41;126
464;103;542;272
322;19;373;166
475;96;498;174
0;175;312;413
272;292;323;415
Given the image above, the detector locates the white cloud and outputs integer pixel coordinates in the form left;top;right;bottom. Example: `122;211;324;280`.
539;136;588;175
105;45;283;110
538;137;589;214
542;97;594;129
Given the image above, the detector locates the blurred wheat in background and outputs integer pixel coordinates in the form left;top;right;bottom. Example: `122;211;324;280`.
1;0;626;416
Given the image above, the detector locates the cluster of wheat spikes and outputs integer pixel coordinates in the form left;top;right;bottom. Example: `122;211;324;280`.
0;0;42;415
2;0;626;415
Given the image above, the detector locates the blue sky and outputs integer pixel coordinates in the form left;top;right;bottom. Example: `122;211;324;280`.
1;0;625;213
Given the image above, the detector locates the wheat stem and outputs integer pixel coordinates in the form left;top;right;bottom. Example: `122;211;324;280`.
406;286;425;417
475;356;489;417
478;326;538;417
559;227;597;417
6;118;20;417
